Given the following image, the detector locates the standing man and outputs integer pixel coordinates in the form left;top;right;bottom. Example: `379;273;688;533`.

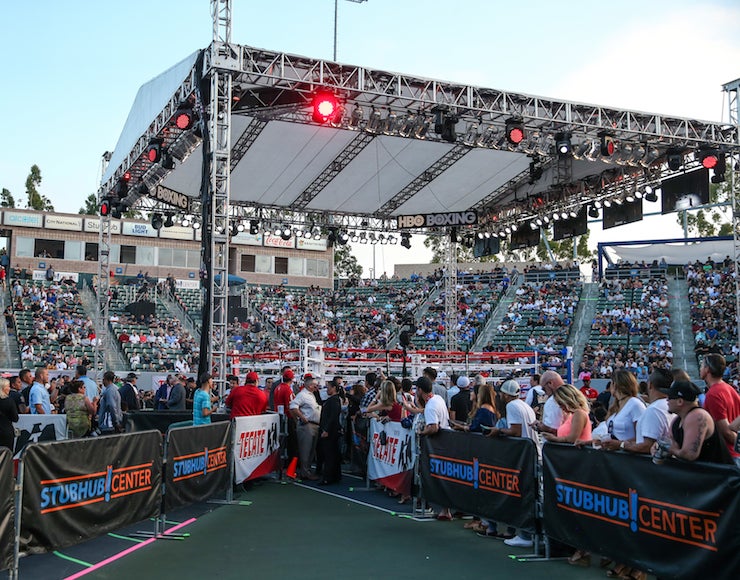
98;371;123;435
701;354;740;466
167;377;186;412
450;376;473;422
119;372;141;412
193;373;214;426
318;378;343;485
225;371;268;418
8;375;27;414
423;367;449;409
76;365;99;405
154;376;173;410
666;381;733;464
29;367;52;415
532;370;565;435
273;368;298;463
290;375;321;480
601;369;673;454
19;369;34;413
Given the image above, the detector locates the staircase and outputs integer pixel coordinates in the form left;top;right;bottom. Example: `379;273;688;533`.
569;282;599;372
471;275;524;350
159;289;201;343
80;285;128;371
667;277;699;378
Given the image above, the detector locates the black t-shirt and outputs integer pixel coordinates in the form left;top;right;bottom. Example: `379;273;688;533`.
450;390;473;421
9;389;24;411
671;408;733;464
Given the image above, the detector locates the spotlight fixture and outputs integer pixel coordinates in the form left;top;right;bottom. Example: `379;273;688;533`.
666;149;683;171
174;104;195;130
387;235;397;245
588;206;599;218
164;214;175;228
511;224;518;232
359;232;368;245
711;153;726;183
311;92;341;124
230;222;240;237
146;139;163;163
379;234;388;245
151;213;164;230
644;187;658;203
237;221;246;232
249;219;260;235
400;232;411;249
599;132;615;157
698;148;719;169
181;216;192;227
280;227;292;241
505;117;525;145
338;231;350;245
432;105;458;143
555;132;572;156
603;199;612;208
350;232;359;243
614;197;624;205
192;220;201;230
366;107;382;133
161;152;176;170
100;198;112;217
476;232;485;240
369;233;378;245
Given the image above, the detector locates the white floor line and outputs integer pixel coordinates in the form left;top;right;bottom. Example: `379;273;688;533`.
293;482;409;517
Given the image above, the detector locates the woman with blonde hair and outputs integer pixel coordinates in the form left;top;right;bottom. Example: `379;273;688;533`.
0;378;19;450
367;379;402;421
543;384;591;444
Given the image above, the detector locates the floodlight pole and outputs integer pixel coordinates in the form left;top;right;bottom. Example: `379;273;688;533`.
722;78;740;355
333;0;367;61
206;0;237;401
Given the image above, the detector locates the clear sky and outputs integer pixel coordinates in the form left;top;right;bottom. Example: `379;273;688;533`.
1;0;739;276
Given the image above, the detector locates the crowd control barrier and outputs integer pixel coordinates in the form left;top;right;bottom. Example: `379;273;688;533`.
19;431;163;554
419;431;538;530
0;448;14;572
367;419;416;498
542;444;740;580
12;415;67;460
165;422;232;512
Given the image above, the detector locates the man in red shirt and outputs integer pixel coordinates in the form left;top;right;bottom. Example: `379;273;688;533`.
225;371;268;418
272;368;297;462
701;354;740;466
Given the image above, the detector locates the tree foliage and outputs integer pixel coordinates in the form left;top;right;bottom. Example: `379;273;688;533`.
25;165;54;211
333;243;363;280
79;193;99;215
677;181;732;237
0;188;15;208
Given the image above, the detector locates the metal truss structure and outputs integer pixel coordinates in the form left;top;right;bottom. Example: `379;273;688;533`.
444;234;458;353
94;153;113;374
723;78;740;353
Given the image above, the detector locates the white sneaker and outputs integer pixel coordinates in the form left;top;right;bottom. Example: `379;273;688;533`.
504;535;533;548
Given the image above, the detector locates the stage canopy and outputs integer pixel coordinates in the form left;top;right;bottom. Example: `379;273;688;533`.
99;43;739;237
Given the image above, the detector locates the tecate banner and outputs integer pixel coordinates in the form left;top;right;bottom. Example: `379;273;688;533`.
233;413;280;484
367;419;416;496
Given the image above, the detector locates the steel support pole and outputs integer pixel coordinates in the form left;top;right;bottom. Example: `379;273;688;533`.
444;232;458;353
95;152;112;375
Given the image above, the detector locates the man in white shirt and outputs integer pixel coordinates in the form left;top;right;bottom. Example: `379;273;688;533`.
532;370;565;435
601;369;673;454
290;376;321;480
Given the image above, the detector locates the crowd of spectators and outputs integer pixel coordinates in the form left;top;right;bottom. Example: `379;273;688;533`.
687;257;738;382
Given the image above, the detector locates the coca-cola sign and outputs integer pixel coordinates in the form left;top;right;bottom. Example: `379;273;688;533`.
263;235;295;249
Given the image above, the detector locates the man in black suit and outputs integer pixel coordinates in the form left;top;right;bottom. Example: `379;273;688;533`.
119;372;141;412
318;378;343;485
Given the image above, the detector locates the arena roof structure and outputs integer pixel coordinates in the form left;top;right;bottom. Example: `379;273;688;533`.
96;0;740;394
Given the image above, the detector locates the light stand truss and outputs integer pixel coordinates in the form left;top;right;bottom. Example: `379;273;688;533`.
94;152;112;374
444;233;458;353
205;0;238;400
723;78;740;353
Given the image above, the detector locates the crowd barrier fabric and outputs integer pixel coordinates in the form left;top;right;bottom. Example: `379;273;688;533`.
20;431;163;553
542;444;740;579
165;421;232;512
367;419;416;497
13;415;67;460
233;414;280;484
125;411;229;434
419;431;537;530
0;448;14;571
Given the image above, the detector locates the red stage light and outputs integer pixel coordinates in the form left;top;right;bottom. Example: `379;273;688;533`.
175;111;193;130
146;143;162;163
100;198;112;217
505;119;525;145
122;171;131;182
700;151;718;169
312;93;340;123
601;135;615;156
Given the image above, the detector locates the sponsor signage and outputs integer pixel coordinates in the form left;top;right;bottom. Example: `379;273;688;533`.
419;430;537;530
542;444;740;579
367;420;416;497
263;234;295;249
32;270;80;282
20;431;162;552
296;237;328;251
4;212;43;228
83;218;122;234
150;185;190;211
159;225;194;241
231;232;263;246
233;414;280;484
44;215;83;231
13;415;67;460
122;221;158;237
396;210;478;229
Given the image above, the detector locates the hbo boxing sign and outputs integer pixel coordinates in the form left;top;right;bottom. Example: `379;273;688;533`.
396;211;478;229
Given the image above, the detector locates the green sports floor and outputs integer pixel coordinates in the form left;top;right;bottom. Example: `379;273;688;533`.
9;477;619;580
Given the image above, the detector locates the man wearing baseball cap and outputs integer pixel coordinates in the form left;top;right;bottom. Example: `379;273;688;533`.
225;371;267;419
663;380;733;464
119;372;140;412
